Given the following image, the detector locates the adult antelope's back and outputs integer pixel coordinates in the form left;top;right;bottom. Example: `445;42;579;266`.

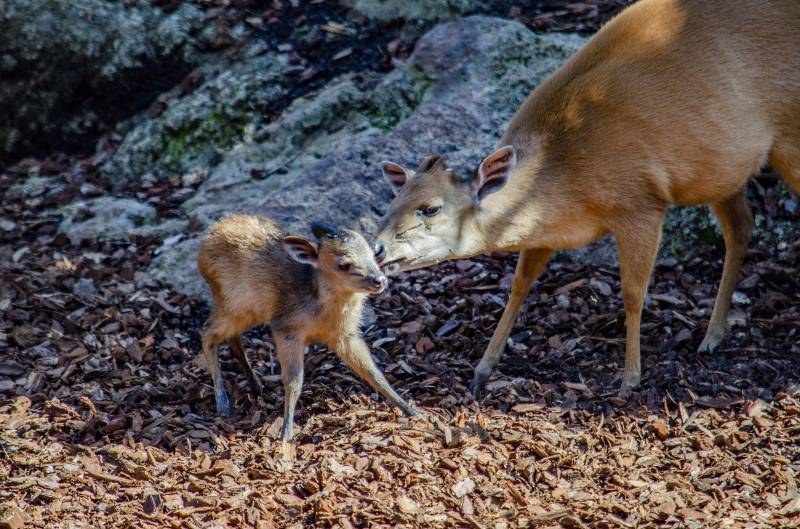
375;0;800;398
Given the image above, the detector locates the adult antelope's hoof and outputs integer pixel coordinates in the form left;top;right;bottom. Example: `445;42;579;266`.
697;333;722;353
614;371;641;402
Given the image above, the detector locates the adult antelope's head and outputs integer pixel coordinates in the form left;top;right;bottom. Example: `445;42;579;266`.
374;146;517;273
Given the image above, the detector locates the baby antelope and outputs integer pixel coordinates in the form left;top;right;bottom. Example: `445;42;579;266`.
197;214;418;441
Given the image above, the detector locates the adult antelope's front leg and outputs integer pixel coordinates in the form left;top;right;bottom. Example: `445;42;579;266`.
470;248;553;397
614;210;665;399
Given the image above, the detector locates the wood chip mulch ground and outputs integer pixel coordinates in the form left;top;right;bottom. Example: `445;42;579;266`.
1;2;798;527
2;150;800;529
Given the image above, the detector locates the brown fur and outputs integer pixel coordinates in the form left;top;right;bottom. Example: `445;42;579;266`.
376;0;800;397
198;214;417;441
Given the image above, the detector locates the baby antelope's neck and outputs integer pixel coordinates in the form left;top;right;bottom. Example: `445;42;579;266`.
313;275;368;336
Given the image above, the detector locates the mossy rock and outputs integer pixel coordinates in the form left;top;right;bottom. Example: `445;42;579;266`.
103;53;288;187
0;0;205;163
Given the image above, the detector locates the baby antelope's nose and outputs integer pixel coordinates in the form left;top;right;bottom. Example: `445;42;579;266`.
369;274;388;291
373;242;387;263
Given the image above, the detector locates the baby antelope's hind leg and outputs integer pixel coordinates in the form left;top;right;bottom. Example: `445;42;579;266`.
274;332;305;443
337;337;418;417
202;325;231;417
699;189;753;353
228;335;263;398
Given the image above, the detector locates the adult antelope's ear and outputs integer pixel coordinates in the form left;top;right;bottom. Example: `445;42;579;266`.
476;145;516;201
380;161;413;194
283;236;319;267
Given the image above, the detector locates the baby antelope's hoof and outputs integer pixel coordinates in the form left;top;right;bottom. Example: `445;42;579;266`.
401;402;421;418
616;380;638;402
215;391;231;417
468;375;488;400
249;380;264;399
618;369;641;399
280;441;296;462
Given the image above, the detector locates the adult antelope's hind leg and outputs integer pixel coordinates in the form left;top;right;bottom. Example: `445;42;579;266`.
769;122;800;196
470;248;553;397
614;210;665;399
699;190;753;352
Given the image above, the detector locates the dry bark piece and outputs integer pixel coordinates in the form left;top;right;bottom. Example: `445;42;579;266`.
0;505;25;529
651;419;670;440
142;491;163;515
396;495;418;514
452;477;476;498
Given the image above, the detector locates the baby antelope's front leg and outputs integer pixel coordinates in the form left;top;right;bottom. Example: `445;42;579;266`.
274;332;306;443
337;336;419;417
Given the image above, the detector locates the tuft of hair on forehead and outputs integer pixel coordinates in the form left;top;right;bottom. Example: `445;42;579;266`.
320;228;360;248
311;221;340;240
416;154;446;173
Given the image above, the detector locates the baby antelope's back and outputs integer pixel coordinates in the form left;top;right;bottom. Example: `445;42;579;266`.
197;214;298;327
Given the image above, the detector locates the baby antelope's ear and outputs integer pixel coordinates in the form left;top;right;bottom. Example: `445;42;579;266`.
476;145;516;201
381;161;414;194
283;236;319;267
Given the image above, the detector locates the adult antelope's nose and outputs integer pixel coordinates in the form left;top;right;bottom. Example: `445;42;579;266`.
373;242;387;263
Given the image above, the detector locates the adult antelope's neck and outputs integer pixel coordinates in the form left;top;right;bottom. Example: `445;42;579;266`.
456;195;540;258
461;164;546;256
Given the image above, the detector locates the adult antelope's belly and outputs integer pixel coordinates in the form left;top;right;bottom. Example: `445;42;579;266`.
665;118;771;206
534;219;608;250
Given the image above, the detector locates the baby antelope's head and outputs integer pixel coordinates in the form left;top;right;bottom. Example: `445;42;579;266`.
283;222;388;294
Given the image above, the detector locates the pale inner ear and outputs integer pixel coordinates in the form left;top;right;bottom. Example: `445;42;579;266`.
476;145;516;201
283;236;319;267
381;161;412;193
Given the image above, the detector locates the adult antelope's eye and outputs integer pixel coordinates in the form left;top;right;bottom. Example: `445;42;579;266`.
418;205;442;217
338;263;352;273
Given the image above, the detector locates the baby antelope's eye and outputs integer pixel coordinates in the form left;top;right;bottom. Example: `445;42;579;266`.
417;205;442;217
338;262;352;273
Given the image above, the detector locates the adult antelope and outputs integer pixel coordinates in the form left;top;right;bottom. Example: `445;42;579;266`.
373;0;800;398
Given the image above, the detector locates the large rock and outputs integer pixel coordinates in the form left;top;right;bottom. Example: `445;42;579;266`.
50;14;800;298
58;197;187;244
0;0;205;163
145;17;585;296
103;52;290;188
342;0;487;22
